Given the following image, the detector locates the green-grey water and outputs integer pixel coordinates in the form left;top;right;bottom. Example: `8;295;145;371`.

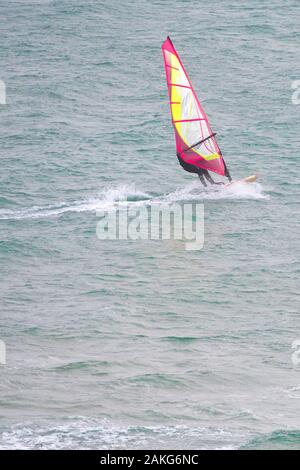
0;0;299;449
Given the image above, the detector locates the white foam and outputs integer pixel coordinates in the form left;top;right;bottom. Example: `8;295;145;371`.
0;184;151;220
0;418;246;450
0;181;268;221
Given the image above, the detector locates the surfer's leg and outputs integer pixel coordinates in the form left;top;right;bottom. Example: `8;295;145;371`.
203;170;216;185
203;170;224;185
198;173;207;186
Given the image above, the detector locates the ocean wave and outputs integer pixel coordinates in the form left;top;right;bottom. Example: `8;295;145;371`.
0;418;248;450
241;429;300;450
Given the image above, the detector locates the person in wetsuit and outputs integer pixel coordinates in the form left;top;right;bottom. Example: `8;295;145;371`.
177;153;224;187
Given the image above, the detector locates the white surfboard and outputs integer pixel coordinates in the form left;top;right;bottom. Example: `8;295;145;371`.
225;174;258;187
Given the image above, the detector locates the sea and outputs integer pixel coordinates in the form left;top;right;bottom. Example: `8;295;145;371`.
0;0;299;450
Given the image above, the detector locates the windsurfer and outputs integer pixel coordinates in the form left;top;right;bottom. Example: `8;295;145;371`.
162;37;233;187
177;153;224;187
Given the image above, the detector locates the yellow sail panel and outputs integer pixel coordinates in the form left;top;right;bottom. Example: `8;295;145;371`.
165;53;217;160
162;36;227;176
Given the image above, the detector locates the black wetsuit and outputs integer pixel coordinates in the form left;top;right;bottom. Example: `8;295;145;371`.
177;154;223;187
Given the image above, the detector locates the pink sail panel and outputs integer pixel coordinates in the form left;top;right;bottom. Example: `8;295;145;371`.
162;37;226;176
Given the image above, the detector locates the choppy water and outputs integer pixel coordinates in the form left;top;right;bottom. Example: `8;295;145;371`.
0;0;300;450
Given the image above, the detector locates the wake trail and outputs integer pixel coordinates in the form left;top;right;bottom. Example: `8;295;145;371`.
0;182;268;221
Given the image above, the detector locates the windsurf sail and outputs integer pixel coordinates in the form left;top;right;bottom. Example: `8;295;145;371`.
162;36;230;178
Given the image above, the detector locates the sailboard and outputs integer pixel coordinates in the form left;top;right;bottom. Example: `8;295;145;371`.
225;175;257;187
161;37;257;184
